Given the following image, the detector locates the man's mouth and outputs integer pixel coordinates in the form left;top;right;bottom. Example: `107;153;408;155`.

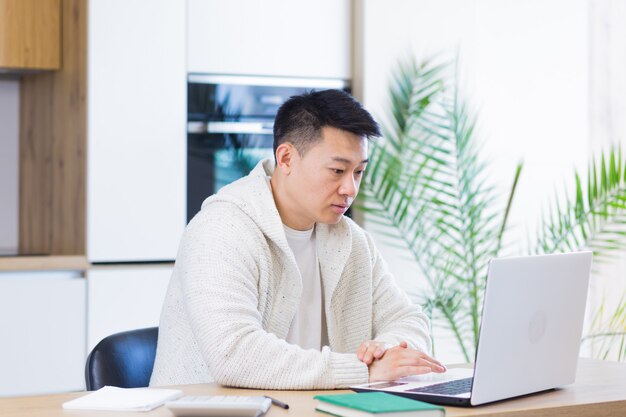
331;203;350;214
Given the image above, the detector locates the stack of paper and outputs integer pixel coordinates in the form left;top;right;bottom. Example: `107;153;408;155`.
62;386;183;412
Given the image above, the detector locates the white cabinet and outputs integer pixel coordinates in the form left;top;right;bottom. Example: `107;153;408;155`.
188;0;352;79
0;271;86;397
87;265;172;352
86;0;187;262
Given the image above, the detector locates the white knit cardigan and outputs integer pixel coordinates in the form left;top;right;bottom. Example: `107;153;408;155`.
149;159;432;389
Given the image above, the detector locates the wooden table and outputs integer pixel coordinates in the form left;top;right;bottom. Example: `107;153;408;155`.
2;358;625;417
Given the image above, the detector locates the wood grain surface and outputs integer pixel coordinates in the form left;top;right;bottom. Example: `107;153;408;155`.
0;0;60;70
19;0;86;256
0;358;624;417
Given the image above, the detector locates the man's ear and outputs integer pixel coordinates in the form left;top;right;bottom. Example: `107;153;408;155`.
275;143;297;175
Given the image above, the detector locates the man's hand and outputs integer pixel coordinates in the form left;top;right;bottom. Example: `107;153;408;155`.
367;344;446;382
356;340;391;365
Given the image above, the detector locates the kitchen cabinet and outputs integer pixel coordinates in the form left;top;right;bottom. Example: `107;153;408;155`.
0;270;86;396
18;0;186;262
187;0;351;79
0;0;61;70
86;0;186;262
87;264;172;351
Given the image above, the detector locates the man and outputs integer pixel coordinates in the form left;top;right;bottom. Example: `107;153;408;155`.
150;89;445;389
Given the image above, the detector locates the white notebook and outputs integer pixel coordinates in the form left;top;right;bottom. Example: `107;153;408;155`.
62;386;183;412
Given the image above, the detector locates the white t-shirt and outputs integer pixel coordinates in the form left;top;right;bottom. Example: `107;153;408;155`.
265;177;328;350
283;223;328;350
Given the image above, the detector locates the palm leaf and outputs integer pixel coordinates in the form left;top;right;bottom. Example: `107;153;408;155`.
359;55;626;363
356;56;522;361
582;294;626;361
536;147;626;262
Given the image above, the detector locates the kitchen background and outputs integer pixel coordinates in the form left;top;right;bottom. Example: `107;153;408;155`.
0;0;625;397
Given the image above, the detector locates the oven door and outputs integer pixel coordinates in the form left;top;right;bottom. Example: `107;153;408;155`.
186;75;350;223
187;121;274;222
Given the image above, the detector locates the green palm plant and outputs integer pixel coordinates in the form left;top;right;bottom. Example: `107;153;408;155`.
536;148;626;361
357;56;626;361
536;148;626;259
357;57;522;361
583;295;626;361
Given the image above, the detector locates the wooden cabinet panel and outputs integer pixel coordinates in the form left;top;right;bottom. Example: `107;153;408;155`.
20;0;185;262
0;0;61;70
19;0;86;256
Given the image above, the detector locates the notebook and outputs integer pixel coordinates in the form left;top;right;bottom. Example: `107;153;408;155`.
62;386;183;411
314;392;444;417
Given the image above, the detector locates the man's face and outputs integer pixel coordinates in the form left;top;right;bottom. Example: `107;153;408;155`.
282;126;369;229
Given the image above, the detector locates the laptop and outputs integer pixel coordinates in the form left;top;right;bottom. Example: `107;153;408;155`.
351;251;593;406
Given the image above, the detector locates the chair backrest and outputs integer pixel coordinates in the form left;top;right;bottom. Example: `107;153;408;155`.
85;327;159;391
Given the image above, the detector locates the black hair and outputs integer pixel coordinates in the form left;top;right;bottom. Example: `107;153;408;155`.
273;89;381;159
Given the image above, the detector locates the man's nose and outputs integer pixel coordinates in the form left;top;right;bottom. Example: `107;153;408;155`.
339;175;358;198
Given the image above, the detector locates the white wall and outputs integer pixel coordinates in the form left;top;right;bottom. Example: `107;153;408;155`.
473;0;589;248
358;0;591;362
0;78;19;255
587;0;626;360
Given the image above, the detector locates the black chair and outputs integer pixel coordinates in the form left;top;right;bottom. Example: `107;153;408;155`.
85;327;159;390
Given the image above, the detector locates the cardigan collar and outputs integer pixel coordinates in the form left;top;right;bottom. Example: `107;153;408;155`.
202;158;352;304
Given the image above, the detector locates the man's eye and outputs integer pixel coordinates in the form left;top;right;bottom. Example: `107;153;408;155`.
355;170;365;177
332;169;344;175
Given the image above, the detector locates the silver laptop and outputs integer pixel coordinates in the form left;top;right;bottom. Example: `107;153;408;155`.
351;251;593;406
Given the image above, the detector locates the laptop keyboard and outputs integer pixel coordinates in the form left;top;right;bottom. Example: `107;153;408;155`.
407;377;473;396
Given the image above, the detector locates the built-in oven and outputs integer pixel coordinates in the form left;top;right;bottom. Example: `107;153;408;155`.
186;75;349;222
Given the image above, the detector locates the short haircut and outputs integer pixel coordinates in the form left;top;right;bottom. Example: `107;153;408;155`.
273;89;381;159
